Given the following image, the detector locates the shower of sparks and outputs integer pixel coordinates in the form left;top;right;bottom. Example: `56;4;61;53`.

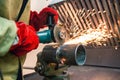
64;23;115;46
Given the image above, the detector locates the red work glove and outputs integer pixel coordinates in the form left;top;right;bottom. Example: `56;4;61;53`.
29;7;58;31
10;22;39;56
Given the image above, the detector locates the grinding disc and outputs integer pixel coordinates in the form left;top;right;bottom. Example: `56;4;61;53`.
53;24;70;45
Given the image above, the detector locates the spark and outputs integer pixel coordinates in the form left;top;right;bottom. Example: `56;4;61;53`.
64;23;115;46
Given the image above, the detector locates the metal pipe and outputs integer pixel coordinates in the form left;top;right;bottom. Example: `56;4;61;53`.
56;44;86;65
39;43;86;66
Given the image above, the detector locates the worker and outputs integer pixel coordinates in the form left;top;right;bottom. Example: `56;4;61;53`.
0;0;58;80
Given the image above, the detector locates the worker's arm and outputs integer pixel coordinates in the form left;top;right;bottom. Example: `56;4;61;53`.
0;17;39;57
0;17;17;56
0;7;58;57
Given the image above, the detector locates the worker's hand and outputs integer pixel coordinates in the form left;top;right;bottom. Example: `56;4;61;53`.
10;22;39;56
29;7;58;31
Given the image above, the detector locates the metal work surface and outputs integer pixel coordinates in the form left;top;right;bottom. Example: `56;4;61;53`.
24;66;120;80
68;66;120;80
85;46;120;68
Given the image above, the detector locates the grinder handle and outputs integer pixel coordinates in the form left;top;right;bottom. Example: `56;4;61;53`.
47;15;55;29
47;14;56;42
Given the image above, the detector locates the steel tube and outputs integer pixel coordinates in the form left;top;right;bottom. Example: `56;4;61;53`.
56;44;86;65
40;43;86;66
